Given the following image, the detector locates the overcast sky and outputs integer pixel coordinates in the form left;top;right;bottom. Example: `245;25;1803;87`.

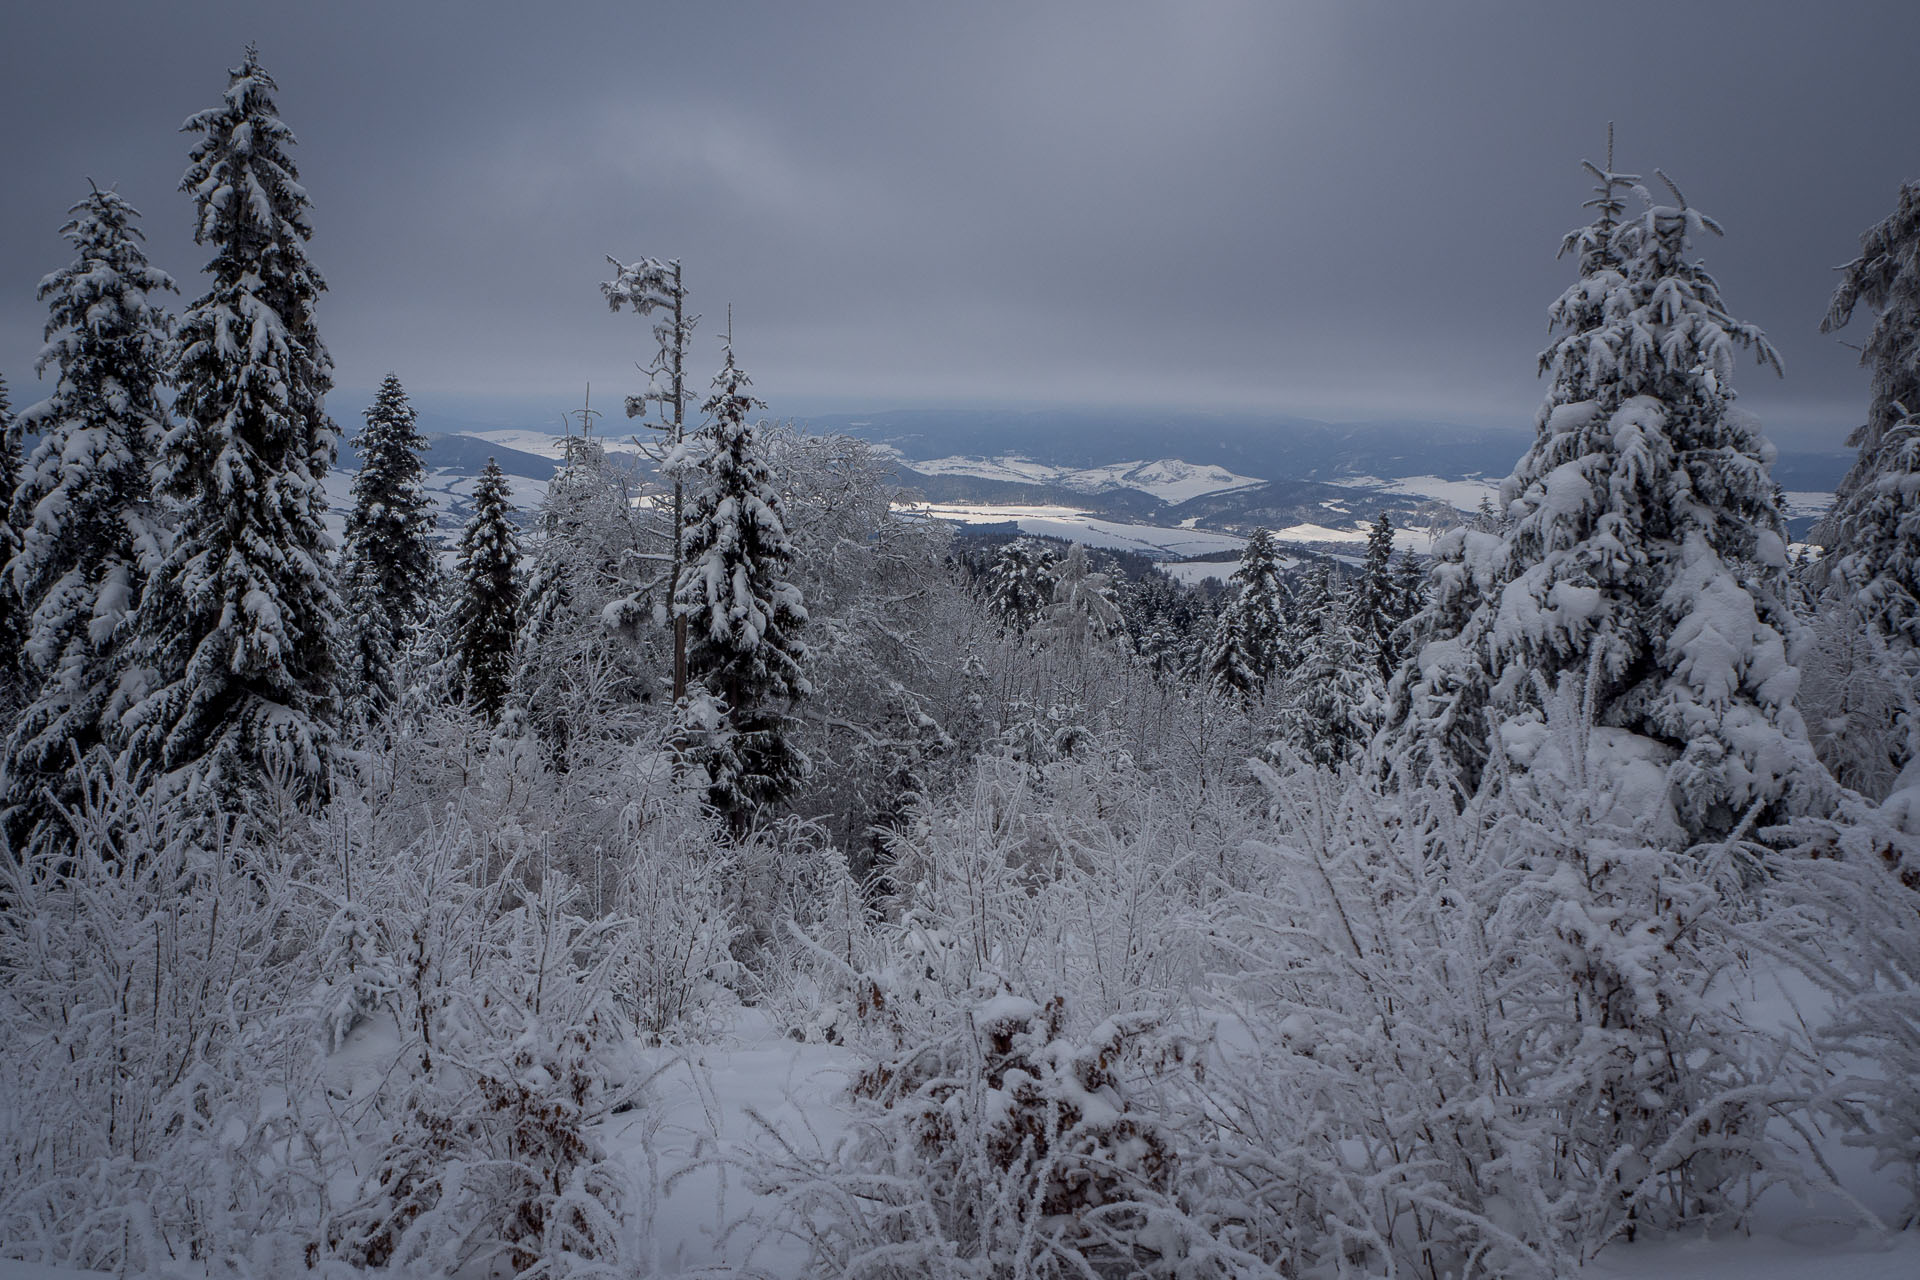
3;1;1917;449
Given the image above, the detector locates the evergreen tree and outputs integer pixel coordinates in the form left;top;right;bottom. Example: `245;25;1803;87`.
1231;527;1287;672
1806;180;1920;790
987;538;1055;634
340;374;437;710
675;337;810;830
514;422;648;764
1273;567;1381;768
1351;513;1400;683
518;429;635;655
1388;158;1636;792
1202;604;1258;701
453;458;522;723
1204;528;1287;700
1397;160;1823;840
1390;547;1428;626
1043;542;1121;644
0;376;26;717
5;188;174;836
124;47;340;808
1138;613;1184;680
1819;178;1920;601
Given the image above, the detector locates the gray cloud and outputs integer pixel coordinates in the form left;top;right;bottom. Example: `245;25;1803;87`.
3;1;1917;449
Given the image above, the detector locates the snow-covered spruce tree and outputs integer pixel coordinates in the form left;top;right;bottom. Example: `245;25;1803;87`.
1351;512;1404;683
124;47;340;809
0;376;28;718
4;187;174;845
1493;172;1820;842
1383;160;1637;794
986;536;1056;634
1804;180;1920;792
340;373;437;710
1042;541;1122;644
675;337;810;831
1272;567;1380;768
1397;163;1822;840
1204;527;1286;700
516;426;651;767
453;458;522;723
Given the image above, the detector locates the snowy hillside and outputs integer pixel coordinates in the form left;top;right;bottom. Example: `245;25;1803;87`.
905;454;1264;503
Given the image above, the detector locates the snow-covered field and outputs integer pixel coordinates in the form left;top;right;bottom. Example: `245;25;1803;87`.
1782;490;1838;519
906;454;1264;503
1330;472;1503;508
463;427;648;461
899;501;1250;557
321;465;550;541
900;502;1438;560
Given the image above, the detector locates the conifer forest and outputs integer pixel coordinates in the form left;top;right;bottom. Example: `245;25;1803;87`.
2;20;1920;1280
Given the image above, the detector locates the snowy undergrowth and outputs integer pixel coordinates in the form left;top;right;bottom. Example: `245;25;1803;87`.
4;709;1919;1278
734;713;1917;1278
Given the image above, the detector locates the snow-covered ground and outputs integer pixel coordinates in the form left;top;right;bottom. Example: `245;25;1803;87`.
11;1002;1902;1280
1159;559;1239;586
1330;473;1838;524
906;454;1264;503
1781;490;1838;519
462;427;648;461
612;1011;858;1275
320;464;549;543
1329;472;1503;508
900;501;1439;562
899;501;1249;558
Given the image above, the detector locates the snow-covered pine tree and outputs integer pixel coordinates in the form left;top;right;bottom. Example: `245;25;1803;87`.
1203;527;1286;700
1384;157;1640;794
1400;158;1822;842
986;538;1056;634
0;376;26;718
124;47;341;809
1043;542;1122;644
1273;564;1381;767
453;458;522;723
340;374;437;710
1233;527;1287;667
1391;545;1428;626
513;415;651;765
1351;513;1401;683
675;336;810;831
5;188;174;840
1202;603;1259;701
1805;180;1920;791
1493;171;1821;842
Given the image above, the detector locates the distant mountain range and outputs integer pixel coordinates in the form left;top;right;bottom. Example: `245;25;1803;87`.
327;408;1853;552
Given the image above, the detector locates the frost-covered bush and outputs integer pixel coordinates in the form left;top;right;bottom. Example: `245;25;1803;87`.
1763;834;1920;1228
759;979;1236;1278
1189;717;1837;1277
880;742;1243;1023
330;834;637;1278
0;764;326;1273
607;817;744;1043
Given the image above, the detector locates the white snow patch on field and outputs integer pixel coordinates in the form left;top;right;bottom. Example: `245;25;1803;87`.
1781;490;1836;518
900;502;1248;558
464;427;647;460
903;502;1434;560
907;454;1264;503
1331;472;1502;509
